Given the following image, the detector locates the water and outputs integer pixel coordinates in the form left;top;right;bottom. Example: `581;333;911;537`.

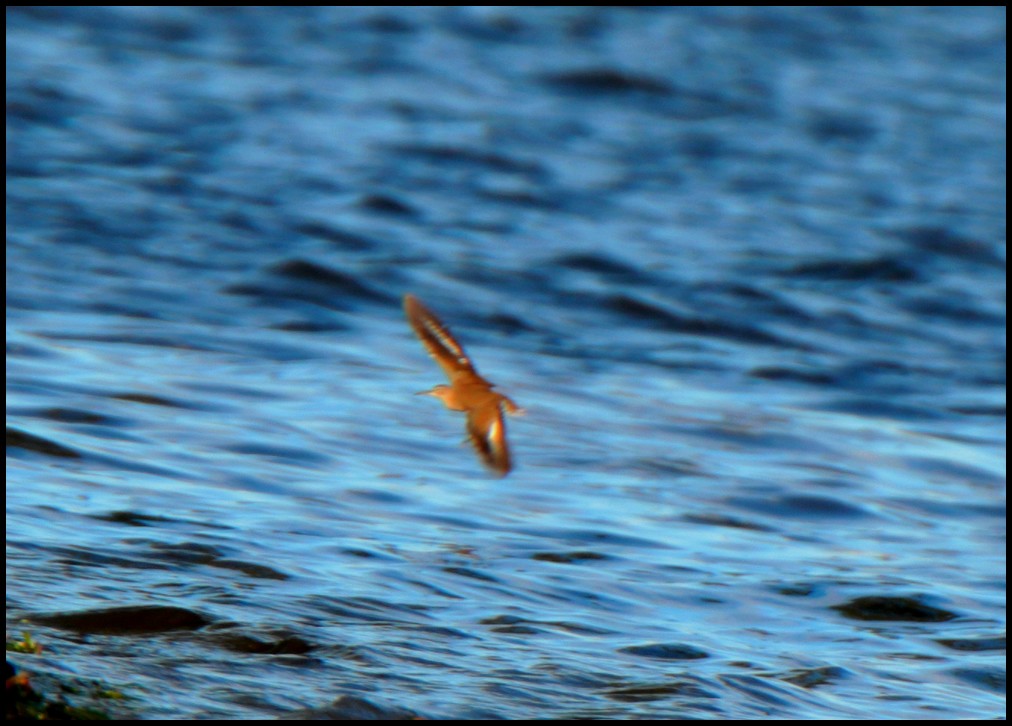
6;7;1005;719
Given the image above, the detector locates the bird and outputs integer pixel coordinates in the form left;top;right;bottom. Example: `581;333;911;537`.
403;294;521;476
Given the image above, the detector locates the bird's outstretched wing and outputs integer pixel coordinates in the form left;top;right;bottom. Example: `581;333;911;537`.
404;294;474;380
466;404;511;476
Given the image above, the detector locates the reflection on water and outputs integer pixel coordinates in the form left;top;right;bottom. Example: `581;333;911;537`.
7;6;1005;720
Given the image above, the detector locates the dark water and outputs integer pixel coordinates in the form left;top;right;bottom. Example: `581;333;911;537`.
6;7;1005;719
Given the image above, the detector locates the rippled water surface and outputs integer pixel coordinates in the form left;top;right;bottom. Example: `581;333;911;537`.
7;7;1005;719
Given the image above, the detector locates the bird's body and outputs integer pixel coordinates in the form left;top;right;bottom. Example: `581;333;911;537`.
403;294;520;476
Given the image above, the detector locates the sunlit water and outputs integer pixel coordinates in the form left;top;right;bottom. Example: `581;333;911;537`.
7;7;1004;719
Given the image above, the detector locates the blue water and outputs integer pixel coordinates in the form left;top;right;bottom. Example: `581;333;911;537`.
7;7;1005;719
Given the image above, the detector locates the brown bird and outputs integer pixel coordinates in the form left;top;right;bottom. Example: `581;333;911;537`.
403;294;521;476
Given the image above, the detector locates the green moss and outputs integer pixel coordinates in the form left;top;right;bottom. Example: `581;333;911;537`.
7;633;130;720
6;631;42;655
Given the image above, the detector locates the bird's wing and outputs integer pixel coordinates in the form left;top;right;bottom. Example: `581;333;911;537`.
404;294;475;380
466;404;511;476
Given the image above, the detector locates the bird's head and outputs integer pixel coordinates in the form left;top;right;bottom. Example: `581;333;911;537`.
416;384;452;401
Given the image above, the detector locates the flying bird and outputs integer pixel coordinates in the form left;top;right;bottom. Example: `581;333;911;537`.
404;294;521;476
